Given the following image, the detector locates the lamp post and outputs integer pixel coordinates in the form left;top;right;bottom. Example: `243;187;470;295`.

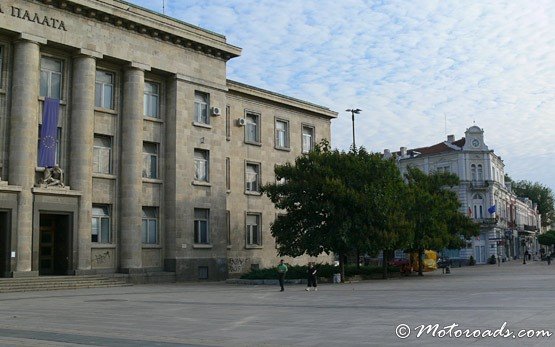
346;108;361;150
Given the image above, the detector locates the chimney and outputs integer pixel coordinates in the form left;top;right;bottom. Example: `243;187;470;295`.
383;149;391;159
447;134;455;143
400;147;407;157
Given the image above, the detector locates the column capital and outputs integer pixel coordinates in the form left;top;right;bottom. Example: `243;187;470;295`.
74;48;103;60
127;61;151;72
17;33;47;45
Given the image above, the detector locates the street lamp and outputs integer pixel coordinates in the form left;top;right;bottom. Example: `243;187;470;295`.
346;108;361;150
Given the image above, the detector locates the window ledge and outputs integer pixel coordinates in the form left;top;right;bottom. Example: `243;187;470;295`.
94;107;117;115
193;244;213;249
245;141;262;147
192;181;211;187
39;96;66;105
245;191;262;196
192;122;212;129
144;116;164;123
142;244;162;249
245;245;263;249
93;173;116;180
275;146;291;152
142;178;163;184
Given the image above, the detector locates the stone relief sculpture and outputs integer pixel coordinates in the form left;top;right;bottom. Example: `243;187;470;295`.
39;165;65;188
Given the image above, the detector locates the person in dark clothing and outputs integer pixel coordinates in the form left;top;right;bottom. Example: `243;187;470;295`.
277;259;288;292
305;263;318;291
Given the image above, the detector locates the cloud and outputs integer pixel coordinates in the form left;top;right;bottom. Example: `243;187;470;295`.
131;0;555;192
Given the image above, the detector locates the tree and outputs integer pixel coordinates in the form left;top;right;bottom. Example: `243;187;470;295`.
262;141;409;282
403;167;479;275
538;231;555;247
511;180;555;228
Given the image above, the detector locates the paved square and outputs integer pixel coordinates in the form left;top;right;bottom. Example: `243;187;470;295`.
0;261;554;346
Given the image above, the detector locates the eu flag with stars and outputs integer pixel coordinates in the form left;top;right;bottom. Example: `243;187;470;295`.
488;205;496;215
38;98;60;168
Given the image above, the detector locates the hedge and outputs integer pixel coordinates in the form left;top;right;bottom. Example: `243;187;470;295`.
240;264;400;279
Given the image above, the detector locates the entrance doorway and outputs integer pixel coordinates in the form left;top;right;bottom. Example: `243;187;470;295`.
0;211;10;277
39;214;71;276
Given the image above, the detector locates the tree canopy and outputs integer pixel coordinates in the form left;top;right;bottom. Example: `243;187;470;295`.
263;141;481;279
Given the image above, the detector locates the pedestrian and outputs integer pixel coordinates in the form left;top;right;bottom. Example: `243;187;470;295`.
548;253;552;266
305;263;318;291
277;259;288;292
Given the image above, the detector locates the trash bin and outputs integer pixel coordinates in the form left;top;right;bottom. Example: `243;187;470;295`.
333;273;341;283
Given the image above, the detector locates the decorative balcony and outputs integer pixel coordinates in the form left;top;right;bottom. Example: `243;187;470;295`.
470;181;489;190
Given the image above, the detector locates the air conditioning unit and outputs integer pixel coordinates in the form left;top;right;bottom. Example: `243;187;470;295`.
211;107;222;116
236;118;246;126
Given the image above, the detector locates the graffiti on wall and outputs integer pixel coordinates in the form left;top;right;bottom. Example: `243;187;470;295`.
228;257;250;273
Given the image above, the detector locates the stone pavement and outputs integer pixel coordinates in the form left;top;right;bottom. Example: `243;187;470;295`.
0;260;554;346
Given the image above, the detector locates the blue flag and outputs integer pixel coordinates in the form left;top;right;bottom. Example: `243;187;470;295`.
488;205;496;215
38;98;60;168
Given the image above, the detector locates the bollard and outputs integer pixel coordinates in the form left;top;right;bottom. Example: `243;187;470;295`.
445;266;450;274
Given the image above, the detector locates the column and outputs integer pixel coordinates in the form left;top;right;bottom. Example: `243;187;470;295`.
120;63;147;272
9;35;44;273
69;51;100;272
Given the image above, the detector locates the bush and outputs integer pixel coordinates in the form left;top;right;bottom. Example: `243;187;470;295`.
488;255;497;264
240;263;399;279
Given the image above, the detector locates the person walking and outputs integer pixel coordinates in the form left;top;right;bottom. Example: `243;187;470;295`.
277;259;288;292
306;263;318;291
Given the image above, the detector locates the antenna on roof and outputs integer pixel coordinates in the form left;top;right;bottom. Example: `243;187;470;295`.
162;0;165;15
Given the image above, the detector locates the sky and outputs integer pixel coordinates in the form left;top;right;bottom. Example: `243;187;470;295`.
130;0;555;192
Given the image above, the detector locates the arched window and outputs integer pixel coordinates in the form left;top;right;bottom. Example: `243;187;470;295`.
472;194;484;219
477;164;483;181
471;164;477;181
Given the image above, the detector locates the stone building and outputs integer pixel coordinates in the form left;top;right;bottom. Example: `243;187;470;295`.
0;0;336;280
392;125;541;264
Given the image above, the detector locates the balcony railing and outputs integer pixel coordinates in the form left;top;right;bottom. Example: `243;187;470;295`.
470;181;489;190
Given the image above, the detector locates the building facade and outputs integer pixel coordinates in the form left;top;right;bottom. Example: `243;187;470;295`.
393;126;541;264
0;0;336;279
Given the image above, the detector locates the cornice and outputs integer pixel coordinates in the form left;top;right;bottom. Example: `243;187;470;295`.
34;0;242;61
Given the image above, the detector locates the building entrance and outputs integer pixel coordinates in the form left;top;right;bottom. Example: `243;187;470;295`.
39;214;71;276
0;211;10;277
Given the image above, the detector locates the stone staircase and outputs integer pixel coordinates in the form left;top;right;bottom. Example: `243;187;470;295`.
0;275;132;293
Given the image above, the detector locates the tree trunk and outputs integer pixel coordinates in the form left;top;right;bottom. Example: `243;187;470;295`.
382;250;389;279
418;248;424;276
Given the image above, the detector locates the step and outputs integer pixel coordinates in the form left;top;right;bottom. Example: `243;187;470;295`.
0;275;131;293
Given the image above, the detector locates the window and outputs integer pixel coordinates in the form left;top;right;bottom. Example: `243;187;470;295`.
275;119;289;148
93;135;112;174
40;56;63;99
194;149;209;182
92;205;111;243
225;105;231;140
471;164;477;181
226;210;231;246
142;142;158;178
436;165;450;173
194;91;209;124
198;266;209;280
477;164;483;181
37;126;61;166
246;213;261;246
194;208;210;244
144;81;160;118
142;207;159;244
226;157;231;190
0;46;3;86
245;112;260;143
245;163;261;193
95;70;114;109
302;125;314;153
472;194;484;219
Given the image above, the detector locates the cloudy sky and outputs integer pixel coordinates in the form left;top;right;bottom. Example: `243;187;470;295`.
130;0;555;192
